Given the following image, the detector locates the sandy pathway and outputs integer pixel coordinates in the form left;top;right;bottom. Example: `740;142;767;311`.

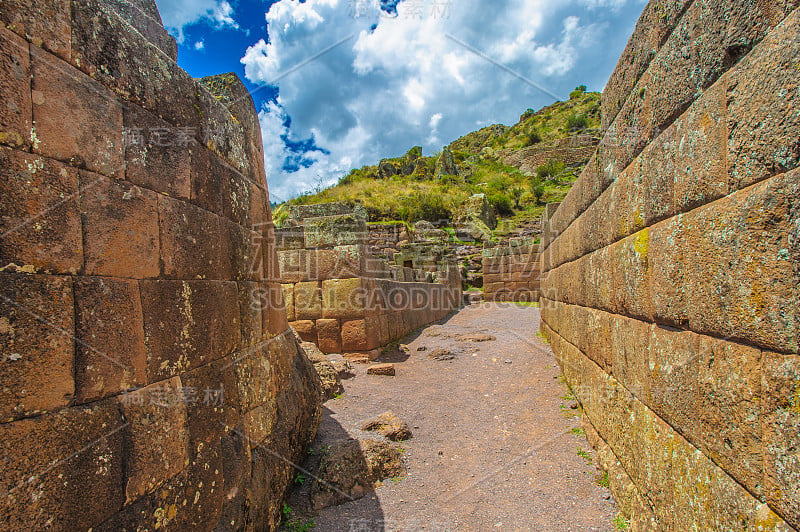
289;303;617;531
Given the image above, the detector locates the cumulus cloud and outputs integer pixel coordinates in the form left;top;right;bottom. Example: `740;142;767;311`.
241;0;646;199
155;0;240;43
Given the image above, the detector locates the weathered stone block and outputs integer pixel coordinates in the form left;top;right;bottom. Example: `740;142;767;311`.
649;216;688;327
304;214;368;249
238;281;263;347
341;318;373;351
762;352;800;528
0;399;125;530
317;318;342;354
263;282;289;336
0;0;71;60
31;46;123;176
0;147;83;274
222;220;260;282
281;283;295;322
118;376;189;503
647;325;701;446
158;194;228;280
314;245;367;280
197;85;252;178
123;102;191;199
322;277;367;319
697;335;763;497
0;27;31;148
610;314;651;398
290;320;317;344
684;170;800;353
191;147;252;228
74;277;147;403
294;280;323;320
0;273;74;421
140;280;241;381
727;7;800;191
610;230;652;320
80;172;160;278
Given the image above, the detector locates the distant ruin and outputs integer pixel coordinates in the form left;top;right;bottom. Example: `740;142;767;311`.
275;203;462;358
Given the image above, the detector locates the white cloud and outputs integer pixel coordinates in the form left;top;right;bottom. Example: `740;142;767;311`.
194;40;205;50
155;0;239;43
241;0;646;199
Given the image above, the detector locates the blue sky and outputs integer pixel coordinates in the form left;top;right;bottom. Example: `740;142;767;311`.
154;0;648;202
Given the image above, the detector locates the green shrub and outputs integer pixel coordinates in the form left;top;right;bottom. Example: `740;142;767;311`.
567;113;588;131
569;85;587;99
526;129;542;146
488;193;513;216
398;192;451;223
536;160;566;182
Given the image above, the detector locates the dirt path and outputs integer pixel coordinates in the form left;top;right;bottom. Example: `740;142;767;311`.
290;303;617;531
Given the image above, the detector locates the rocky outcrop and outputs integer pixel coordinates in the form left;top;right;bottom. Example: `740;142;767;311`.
454;193;497;242
0;1;321;529
540;1;800;528
434;146;458;178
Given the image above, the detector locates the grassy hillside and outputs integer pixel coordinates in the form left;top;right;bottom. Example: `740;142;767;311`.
277;87;600;228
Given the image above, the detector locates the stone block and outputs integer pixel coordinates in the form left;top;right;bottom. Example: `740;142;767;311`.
30;46;123;177
762;352;800;528
70;0;201;129
0;27;31;148
196;85;251;177
281;283;295;322
649;216;688;327
317;318;342;354
647;325;701;446
118;376;189;503
0;0;71;60
0;147;82;274
140;280;241;381
238;281;263;347
123;102;191;199
263;282;289;336
222;220;260;282
367;363;395;376
341;318;374;352
291;320;317;344
322;278;367;319
295;281;323;320
610;314;651;398
0;399;125;530
314;245;367;280
158;194;228;280
80;172;160;278
610;229;652;320
234;331;296;412
74;277;147;403
697;335;763;497
0;273;74;421
727;7;800;191
684;170;800;353
304;214;368;248
191;147;252;227
278;249;312;283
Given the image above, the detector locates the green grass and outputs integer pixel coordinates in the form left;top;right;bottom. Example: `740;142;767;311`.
514;301;540;308
596;470;610;488
569;427;585;437
613;514;630;531
577;447;592;463
276;90;599;238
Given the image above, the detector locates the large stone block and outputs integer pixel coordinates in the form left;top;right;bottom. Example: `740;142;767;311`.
683;170;800;353
0;273;74;421
697;335;763;497
762;352;800;528
290;320;317;344
304;214;368;249
30;45;123;177
610;230;652;320
238;281;263;347
0;27;31;148
74;276;147;403
322;277;367;319
140;280;241;381
648;215;688;327
727;8;800;191
123;102;191;199
0;147;83;274
118;376;189;503
281;283;295;322
222;220;261;282
191;147;252;228
0;0;71;61
80;172;160;278
158;194;228;280
196;84;252;178
70;0;201;129
263;282;289;336
0;400;125;530
294;280;323;320
317;318;342;354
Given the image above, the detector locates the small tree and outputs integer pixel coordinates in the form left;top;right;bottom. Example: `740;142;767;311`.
569;85;587;99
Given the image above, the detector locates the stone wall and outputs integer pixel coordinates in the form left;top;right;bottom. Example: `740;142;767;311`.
482;237;540;302
540;1;800;529
277;205;462;357
498;134;599;175
367;222;409;260
0;1;320;529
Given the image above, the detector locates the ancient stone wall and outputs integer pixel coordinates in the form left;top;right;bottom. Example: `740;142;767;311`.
498;135;599;175
0;1;320;529
367;222;409;260
482;237;540;302
276;205;462;358
540;1;800;529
